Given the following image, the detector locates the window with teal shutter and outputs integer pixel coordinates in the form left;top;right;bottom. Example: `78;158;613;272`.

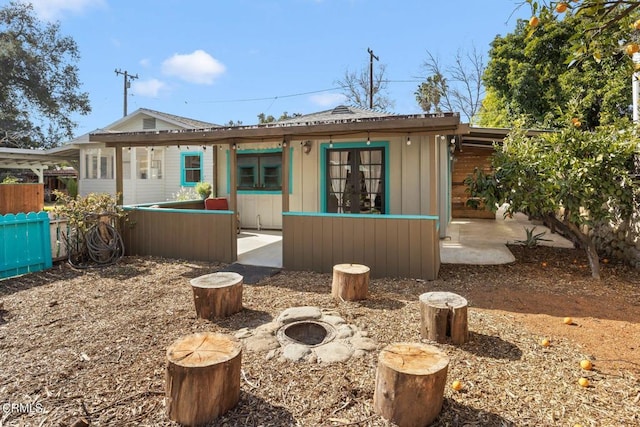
181;152;203;186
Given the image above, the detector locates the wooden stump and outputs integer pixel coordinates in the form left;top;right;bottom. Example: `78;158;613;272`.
331;263;370;301
165;332;242;426
419;291;468;345
190;272;243;319
373;342;449;427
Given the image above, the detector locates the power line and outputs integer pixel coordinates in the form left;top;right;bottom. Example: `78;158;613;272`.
184;80;424;106
185;87;343;104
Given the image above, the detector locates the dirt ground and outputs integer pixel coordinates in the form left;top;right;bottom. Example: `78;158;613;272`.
0;245;639;426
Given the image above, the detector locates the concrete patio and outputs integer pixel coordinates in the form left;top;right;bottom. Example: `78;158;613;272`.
235;210;574;268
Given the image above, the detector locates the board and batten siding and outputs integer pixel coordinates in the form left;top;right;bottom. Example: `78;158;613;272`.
282;212;440;280
121;204;236;263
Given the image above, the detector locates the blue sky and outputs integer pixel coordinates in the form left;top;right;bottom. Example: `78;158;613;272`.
13;0;531;137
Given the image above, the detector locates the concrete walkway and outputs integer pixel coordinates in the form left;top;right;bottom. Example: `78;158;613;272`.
440;211;573;264
235;211;574;268
237;230;283;268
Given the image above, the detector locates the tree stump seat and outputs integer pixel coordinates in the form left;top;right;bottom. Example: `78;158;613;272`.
165;332;242;426
331;263;370;301
373;342;450;427
190;272;243;319
419;291;469;345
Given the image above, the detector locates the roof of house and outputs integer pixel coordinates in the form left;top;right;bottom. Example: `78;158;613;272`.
96;108;220;132
276;105;395;126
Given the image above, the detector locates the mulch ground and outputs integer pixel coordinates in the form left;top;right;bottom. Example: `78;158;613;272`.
0;246;639;426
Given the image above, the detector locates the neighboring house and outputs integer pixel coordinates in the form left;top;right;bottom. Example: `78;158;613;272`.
76;108;219;205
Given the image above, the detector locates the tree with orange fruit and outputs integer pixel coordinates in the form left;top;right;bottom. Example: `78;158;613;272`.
523;0;640;61
465;120;640;280
480;11;632;130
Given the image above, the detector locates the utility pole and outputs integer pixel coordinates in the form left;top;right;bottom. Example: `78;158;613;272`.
115;69;138;117
367;48;379;110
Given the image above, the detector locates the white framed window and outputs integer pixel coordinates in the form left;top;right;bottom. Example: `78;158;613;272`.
84;148;114;179
136;147;163;179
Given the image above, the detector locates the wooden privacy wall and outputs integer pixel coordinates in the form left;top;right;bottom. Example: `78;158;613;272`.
451;146;495;219
0;212;52;279
0;184;44;214
121;207;237;263
283;213;440;280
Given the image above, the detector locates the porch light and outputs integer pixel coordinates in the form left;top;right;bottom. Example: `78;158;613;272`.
406;135;412;146
232;143;237;150
202;145;206;150
449;138;456;154
367;133;371;145
302;140;312;154
329;136;333;148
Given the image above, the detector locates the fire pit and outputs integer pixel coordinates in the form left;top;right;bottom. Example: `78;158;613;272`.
277;320;336;347
235;306;378;363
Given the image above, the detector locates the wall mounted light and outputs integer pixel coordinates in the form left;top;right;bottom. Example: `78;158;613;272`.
449;137;456;154
329;136;333;148
202;145;206;151
366;132;371;145
406;134;412;146
302;140;312;154
232;143;237;150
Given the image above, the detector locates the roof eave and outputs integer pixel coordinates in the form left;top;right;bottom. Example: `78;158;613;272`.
91;114;460;147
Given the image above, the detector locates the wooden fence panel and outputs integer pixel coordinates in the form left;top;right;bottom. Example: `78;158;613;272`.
0;212;52;279
121;207;237;264
0;184;44;215
283;213;440;280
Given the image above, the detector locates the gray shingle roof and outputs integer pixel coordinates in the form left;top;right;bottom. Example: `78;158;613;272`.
138;108;220;129
275;105;395;126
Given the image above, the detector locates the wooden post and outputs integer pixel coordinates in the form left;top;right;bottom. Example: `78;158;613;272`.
419;291;468;345
373;342;449;427
166;332;242;426
190;272;243;319
331;263;370;301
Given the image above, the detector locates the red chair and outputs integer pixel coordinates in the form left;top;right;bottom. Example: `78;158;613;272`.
204;197;229;210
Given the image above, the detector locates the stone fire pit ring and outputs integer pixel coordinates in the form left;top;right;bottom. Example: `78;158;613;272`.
235;306;378;364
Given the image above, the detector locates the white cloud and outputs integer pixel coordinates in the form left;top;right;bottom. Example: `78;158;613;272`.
161;50;225;85
132;79;167;98
139;58;152;68
309;93;347;107
21;0;106;21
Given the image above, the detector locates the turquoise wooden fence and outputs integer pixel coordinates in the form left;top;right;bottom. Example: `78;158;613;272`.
0;212;52;279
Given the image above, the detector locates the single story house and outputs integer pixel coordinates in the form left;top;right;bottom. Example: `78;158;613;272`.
87;105;461;280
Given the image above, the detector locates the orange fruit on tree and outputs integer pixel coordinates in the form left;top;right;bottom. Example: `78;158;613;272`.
625;43;640;56
540;338;551;347
541;261;547;267
451;380;463;391
564;317;573;325
578;377;590;387
529;16;540;27
556;2;568;13
580;359;593;370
